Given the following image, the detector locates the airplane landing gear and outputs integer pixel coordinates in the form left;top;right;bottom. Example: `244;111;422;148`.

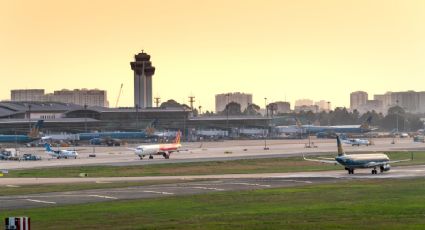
149;155;154;159
139;156;143;160
162;153;170;159
347;168;354;174
371;169;378;174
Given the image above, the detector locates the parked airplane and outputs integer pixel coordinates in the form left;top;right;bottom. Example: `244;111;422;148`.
129;132;181;160
341;138;371;146
303;135;411;174
0;120;44;143
44;143;78;159
276;117;374;136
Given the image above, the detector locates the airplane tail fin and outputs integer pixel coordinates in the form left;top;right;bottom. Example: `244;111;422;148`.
294;118;302;128
28;120;44;138
44;143;52;152
336;135;345;156
360;116;372;130
174;131;181;144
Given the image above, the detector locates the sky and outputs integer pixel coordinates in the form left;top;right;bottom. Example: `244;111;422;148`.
1;0;424;112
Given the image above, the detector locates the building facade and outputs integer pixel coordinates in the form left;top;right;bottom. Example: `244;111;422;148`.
295;99;313;107
314;100;332;112
10;89;108;107
130;51;155;108
273;101;291;114
350;91;368;110
215;92;253;113
373;91;425;114
11;89;45;102
52;89;108;107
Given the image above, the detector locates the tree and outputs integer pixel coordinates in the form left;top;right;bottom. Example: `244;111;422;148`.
223;102;242;116
243;103;261;115
388;106;405;115
160;99;182;108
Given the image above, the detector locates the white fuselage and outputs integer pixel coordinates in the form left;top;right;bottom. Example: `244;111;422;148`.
134;143;181;158
48;150;78;159
336;153;389;169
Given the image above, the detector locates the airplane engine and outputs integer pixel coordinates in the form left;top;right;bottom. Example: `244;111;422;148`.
380;164;391;172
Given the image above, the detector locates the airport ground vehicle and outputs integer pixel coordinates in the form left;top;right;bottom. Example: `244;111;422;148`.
22;153;42;161
413;135;425;143
0;148;20;160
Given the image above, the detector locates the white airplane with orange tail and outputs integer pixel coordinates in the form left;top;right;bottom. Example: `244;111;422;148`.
129;131;182;160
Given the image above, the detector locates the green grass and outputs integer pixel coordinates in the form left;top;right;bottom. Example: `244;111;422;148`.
4;151;423;178
0;180;197;196
2;178;425;229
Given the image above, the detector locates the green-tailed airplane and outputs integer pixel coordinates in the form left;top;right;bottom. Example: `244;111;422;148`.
303;136;412;174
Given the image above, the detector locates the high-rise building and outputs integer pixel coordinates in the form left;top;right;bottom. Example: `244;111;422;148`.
314;100;332;112
295;99;313;107
350;91;368;110
357;100;384;114
373;91;425;114
11;89;45;102
10;88;108;107
52;89;108;107
130;51;155;108
273;101;291;113
215;92;252;113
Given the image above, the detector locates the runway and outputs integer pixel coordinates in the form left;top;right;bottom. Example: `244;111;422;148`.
1;138;424;170
1;164;424;210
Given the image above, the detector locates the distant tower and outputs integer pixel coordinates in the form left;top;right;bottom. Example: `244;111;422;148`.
130;51;155;108
188;96;195;111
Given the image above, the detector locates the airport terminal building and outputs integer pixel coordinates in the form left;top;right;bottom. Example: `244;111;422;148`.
0;101;270;136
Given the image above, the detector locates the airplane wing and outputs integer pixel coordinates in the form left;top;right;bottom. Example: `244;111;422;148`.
364;158;411;167
303;154;338;164
388;158;412;164
317;156;336;160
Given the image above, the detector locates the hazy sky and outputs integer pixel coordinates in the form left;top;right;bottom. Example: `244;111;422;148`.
1;0;424;111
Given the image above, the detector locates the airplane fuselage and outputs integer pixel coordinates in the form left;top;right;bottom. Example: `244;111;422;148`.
135;143;181;158
335;154;389;169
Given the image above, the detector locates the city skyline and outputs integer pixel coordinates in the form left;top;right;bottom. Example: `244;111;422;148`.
1;0;425;111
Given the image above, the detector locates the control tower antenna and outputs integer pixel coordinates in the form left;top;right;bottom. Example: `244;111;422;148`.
154;97;161;107
188;96;195;111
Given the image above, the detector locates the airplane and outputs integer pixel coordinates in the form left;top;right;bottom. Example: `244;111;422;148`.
341;138;371;146
0;120;44;143
44;143;78;159
275;117;374;138
129;131;181;160
303;135;411;174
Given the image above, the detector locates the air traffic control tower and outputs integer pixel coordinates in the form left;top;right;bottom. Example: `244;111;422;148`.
130;51;155;108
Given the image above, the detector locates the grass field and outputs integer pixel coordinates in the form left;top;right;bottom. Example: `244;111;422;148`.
4;151;422;178
0;180;199;196
2;178;425;229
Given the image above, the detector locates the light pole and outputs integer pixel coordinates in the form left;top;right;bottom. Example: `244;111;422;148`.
226;94;230;137
135;104;139;131
84;104;88;132
264;97;269;150
392;100;399;144
28;104;32;132
396;100;399;134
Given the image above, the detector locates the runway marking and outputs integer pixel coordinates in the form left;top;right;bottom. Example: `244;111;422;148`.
88;195;117;199
143;190;174;195
6;185;20;188
191;186;225;191
276;179;313;184
226;182;271;187
26;199;56;204
95;181;111;184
